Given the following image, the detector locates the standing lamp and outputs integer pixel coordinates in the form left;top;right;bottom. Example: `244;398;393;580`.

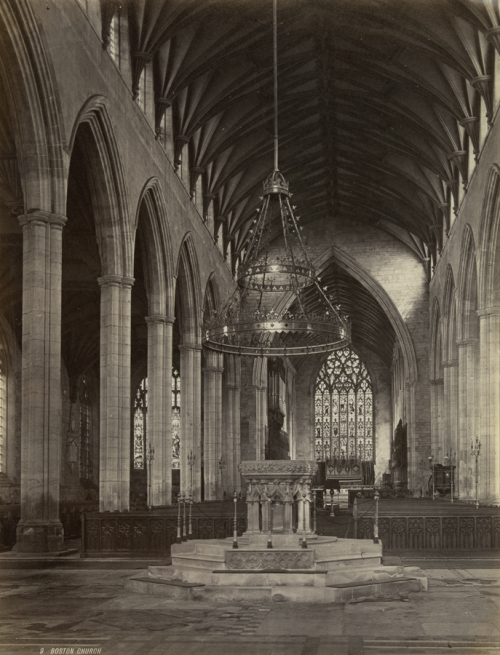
444;450;456;503
470;437;481;509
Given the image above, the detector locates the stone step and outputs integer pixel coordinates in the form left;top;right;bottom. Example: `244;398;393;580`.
125;573;426;603
171;554;226;570
315;555;382;571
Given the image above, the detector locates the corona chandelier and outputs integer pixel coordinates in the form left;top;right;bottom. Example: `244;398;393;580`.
202;0;350;357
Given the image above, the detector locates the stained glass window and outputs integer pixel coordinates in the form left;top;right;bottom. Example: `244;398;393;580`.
0;353;5;474
132;371;181;470
133;378;147;469
79;376;92;479
314;347;373;462
172;369;181;469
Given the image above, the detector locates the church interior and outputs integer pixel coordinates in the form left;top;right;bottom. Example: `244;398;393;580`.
0;0;499;565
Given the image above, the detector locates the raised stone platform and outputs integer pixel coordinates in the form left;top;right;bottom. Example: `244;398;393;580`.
126;533;427;603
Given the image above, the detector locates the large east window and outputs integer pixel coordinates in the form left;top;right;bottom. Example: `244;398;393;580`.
314;347;373;462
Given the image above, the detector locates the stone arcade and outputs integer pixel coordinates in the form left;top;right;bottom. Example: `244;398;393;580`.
0;0;499;563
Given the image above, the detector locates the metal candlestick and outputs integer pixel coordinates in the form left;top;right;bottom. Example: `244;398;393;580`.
232;491;238;548
267;494;273;549
428;455;435;500
330;489;335;516
188;495;193;539
176;493;182;544
301;490;308;549
444;449;456;503
313;488;317;534
470;437;482;509
145;443;155;511
373;489;379;544
182;493;187;541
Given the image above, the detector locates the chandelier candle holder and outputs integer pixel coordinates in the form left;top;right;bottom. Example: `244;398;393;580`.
232;491;239;549
202;0;350;358
176;494;182;544
470;437;482;509
145;443;155;511
444;450;456;503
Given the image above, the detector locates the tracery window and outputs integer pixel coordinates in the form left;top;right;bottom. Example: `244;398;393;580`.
0;353;5;474
133;378;147;469
108;10;121;65
172;369;181;469
314;347;373;462
79;376;92;480
132;371;181;470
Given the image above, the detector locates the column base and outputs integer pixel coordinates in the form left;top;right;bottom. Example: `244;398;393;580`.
13;521;64;553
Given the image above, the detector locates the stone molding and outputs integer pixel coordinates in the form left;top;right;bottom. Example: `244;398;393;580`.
456;338;479;348
18;211;67;229
225;550;314;570
145;314;173;325
240;460;317;476
442;360;458;368
97;274;135;288
179;343;203;352
430;378;444;386
477;307;500;318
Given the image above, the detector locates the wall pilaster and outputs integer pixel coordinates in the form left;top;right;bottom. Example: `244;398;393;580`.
203;350;223;500
180;343;202;501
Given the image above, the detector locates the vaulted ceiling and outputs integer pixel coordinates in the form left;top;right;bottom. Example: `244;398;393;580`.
123;0;500;261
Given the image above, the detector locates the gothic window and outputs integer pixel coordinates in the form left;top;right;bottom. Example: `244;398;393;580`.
132;371;181;470
108;10;120;65
172;369;181;469
314;347;373;462
133;378;147;469
79;376;92;480
0;353;5;473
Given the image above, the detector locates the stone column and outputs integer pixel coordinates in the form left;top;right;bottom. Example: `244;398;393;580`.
203;350;223;500
146;315;174;506
477;309;500;503
98;274;134;512
457;339;478;499
224;354;241;494
15;212;66;552
255;357;268;460
180;343;202;501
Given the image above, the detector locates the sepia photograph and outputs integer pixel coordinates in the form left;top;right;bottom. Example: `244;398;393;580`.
0;0;499;653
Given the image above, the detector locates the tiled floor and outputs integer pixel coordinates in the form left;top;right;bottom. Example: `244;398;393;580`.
0;568;499;655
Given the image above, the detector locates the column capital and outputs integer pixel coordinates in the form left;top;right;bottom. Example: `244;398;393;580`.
430;377;444;386
145;314;170;325
121;276;135;289
18;211;67;229
456;338;479;347
442;360;458;368
203;365;224;373
179;343;202;352
97;274;123;288
477;306;500;318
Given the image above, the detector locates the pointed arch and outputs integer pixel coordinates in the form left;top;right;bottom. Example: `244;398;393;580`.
175;233;202;343
274;247;419;384
134;178;175;316
430;297;443;380
68;96;132;277
203;273;220;319
442;265;457;362
478;164;500;310
0;0;66;213
457;225;479;341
